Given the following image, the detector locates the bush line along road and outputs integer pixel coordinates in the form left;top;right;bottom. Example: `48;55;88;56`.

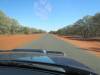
17;34;100;75
50;13;100;41
0;10;45;34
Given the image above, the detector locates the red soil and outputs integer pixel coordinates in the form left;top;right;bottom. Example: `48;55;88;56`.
55;35;100;57
0;34;42;50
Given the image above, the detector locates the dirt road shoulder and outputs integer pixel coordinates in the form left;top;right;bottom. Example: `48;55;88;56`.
54;35;100;57
0;34;43;50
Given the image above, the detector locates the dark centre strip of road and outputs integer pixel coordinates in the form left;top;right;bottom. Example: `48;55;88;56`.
19;34;100;74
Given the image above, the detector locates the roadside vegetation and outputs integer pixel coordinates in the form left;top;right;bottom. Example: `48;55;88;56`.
50;13;100;39
0;10;45;35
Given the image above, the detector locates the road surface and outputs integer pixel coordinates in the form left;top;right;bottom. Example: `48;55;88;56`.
19;34;100;74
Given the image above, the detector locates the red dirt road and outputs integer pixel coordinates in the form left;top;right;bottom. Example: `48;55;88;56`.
0;34;42;50
55;35;100;57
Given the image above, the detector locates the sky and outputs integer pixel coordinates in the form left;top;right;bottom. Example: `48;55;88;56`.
0;0;100;31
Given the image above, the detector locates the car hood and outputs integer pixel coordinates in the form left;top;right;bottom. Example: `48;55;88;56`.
17;55;92;71
0;49;97;75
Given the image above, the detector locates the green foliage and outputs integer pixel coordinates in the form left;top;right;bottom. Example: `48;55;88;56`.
0;10;45;35
49;31;56;34
55;13;100;38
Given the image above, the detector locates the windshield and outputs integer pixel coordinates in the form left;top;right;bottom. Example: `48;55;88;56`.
0;0;100;75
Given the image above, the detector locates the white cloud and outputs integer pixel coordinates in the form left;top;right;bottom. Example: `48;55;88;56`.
34;0;52;20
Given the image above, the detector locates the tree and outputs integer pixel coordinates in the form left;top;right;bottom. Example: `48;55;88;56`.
10;19;20;34
0;10;46;35
55;13;100;39
22;27;30;34
90;13;100;36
